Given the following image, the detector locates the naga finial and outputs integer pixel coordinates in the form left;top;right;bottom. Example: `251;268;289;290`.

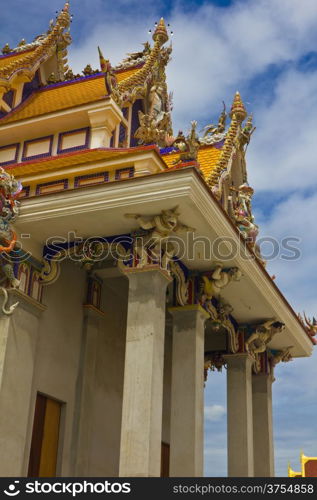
98;46;117;94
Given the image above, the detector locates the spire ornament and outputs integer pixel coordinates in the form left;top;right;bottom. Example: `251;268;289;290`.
230;91;247;122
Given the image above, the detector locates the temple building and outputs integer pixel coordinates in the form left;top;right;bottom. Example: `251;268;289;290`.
0;2;315;478
288;453;317;478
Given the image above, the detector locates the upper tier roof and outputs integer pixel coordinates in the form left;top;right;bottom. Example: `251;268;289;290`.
0;67;140;125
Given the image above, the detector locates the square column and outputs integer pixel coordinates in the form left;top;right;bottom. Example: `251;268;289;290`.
0;290;45;476
119;267;171;477
252;372;275;477
71;306;104;476
224;354;254;477
169;305;209;477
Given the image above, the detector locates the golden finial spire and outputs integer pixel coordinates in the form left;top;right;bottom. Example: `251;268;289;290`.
152;18;169;45
230;91;247;122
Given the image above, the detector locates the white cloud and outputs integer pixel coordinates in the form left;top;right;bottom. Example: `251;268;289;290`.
205;404;226;422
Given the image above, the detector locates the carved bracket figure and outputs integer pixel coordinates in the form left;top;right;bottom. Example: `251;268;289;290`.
204;353;227;382
199;264;242;318
245;319;285;355
125;206;195;271
270;347;293;367
245;319;285;373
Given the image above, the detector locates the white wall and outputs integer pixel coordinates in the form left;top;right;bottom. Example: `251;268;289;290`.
24;261;86;476
88;276;128;476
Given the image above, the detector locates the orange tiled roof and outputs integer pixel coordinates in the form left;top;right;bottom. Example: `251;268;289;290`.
0;67;140;125
0;76;107;125
6;145;160;177
0;49;36;70
116;67;140;83
161;145;223;182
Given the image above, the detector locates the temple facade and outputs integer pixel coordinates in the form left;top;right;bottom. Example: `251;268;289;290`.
0;3;315;478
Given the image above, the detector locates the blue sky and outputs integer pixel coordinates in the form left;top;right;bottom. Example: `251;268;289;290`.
2;0;316;477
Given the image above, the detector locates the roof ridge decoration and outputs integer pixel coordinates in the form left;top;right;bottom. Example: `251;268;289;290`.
298;313;317;344
0;2;71;94
115;42;151;71
99;18;173;146
207;91;247;191
203;92;262;260
200;102;227;146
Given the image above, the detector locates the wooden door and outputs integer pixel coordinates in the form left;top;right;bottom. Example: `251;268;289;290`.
28;393;62;477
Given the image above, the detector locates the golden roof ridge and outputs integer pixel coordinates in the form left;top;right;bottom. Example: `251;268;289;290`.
0;2;71;89
117;18;169;93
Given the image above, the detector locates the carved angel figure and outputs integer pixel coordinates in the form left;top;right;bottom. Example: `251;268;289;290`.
236;114;256;151
245;320;285;355
232;183;259;245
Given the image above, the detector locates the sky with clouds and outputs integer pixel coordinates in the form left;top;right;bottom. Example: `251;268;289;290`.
2;0;316;477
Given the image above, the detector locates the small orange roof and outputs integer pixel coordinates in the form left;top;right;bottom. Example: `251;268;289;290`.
161;145;223;183
6;145;160;177
116;66;140;83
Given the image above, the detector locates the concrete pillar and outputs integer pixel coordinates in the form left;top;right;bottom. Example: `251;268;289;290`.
169;305;209;477
71;305;104;476
224;354;254;477
0;290;45;476
119;267;171;477
162;316;173;446
252;372;275;477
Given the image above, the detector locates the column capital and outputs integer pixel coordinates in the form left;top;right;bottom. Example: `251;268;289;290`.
224;352;254;366
168;304;210;320
121;264;172;283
